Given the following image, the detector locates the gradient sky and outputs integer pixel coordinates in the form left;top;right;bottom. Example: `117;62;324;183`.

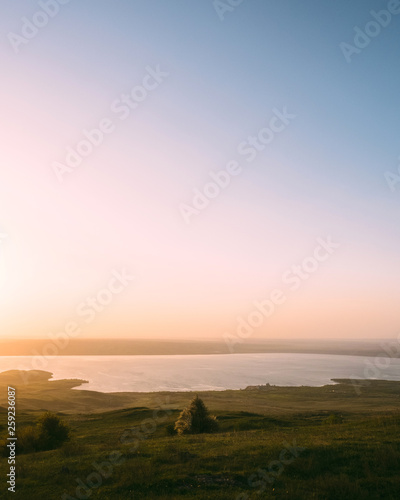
0;0;399;341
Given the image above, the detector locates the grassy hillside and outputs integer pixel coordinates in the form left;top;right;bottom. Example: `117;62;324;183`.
0;372;399;499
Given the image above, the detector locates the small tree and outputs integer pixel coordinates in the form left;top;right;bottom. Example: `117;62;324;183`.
174;396;218;435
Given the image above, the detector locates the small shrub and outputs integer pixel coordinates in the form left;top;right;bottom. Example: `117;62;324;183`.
325;413;343;425
37;412;70;450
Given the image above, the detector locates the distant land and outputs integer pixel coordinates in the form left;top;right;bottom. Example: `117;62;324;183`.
1;369;399;415
0;338;398;358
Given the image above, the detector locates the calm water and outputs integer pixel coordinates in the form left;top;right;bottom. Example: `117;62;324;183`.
1;353;399;392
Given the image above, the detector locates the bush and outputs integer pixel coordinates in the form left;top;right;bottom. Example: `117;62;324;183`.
1;412;70;455
325;413;343;425
37;412;70;450
174;396;219;435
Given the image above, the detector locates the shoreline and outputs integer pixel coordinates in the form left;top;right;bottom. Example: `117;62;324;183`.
1;369;400;415
0;339;398;358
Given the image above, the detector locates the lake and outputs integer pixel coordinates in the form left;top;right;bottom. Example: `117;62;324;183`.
0;353;399;392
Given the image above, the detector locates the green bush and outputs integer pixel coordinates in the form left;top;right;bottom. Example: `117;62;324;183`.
325;413;343;425
37;412;70;450
1;412;70;455
174;396;219;435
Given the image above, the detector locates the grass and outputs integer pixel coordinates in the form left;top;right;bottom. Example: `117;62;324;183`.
0;374;400;499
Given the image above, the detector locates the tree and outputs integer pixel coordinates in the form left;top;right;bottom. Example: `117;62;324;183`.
174;396;219;435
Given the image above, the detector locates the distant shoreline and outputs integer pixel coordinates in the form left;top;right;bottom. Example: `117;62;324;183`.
0;338;398;358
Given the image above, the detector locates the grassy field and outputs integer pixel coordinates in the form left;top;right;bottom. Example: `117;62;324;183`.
1;371;400;499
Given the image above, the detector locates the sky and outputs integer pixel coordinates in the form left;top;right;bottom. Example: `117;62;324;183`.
0;0;399;341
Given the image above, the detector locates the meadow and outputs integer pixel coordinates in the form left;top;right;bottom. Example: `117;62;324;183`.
0;370;399;499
